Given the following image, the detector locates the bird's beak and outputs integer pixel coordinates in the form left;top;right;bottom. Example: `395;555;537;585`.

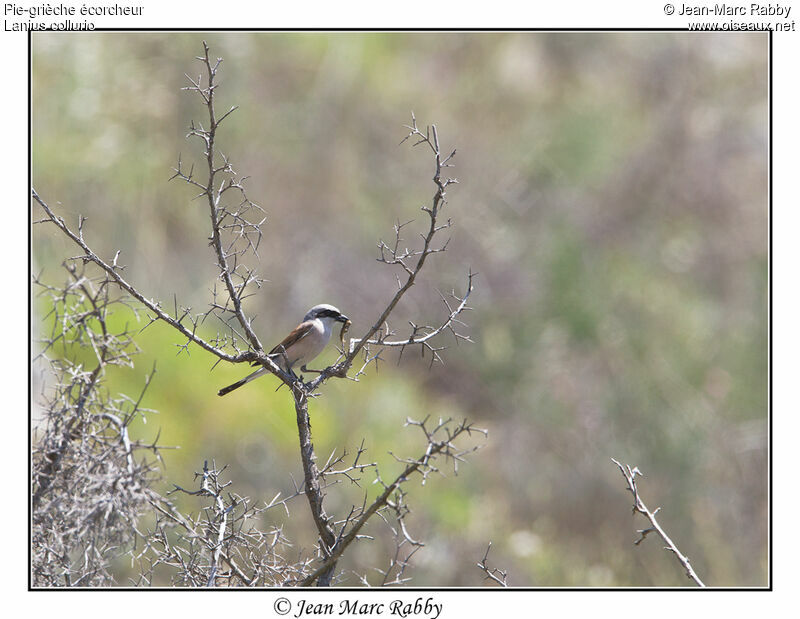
337;313;350;323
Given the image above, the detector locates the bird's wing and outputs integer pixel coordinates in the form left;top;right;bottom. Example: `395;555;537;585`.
248;321;316;367
269;320;315;356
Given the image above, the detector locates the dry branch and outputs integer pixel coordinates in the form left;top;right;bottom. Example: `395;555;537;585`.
612;458;706;587
308;112;473;390
300;418;486;586
477;542;508;587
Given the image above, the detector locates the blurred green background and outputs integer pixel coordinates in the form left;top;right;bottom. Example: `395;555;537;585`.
32;32;768;587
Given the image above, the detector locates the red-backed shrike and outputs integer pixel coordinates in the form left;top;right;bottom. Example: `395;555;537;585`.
217;304;350;396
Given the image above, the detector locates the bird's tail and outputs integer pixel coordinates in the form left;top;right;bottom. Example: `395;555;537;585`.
217;367;270;396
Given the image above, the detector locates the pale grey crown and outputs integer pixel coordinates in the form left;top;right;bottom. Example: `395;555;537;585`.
304;304;349;323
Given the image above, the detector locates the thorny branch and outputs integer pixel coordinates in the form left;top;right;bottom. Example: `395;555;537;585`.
33;43;481;587
612;459;706;587
477;542;508;587
171;41;266;355
32;189;247;364
308;111;474;390
300;418;486;586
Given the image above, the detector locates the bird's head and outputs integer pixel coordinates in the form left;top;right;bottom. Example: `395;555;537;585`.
304;304;349;325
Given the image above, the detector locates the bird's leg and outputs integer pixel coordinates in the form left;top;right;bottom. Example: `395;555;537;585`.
299;364;324;374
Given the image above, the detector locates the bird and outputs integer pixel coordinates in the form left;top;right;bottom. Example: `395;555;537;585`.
217;304;350;396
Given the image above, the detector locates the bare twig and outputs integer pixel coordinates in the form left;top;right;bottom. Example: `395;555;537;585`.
376;488;425;586
477;542;508;587
350;270;475;363
612;459;705;587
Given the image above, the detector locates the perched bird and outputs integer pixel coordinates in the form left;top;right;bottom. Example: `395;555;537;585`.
217;304;350;396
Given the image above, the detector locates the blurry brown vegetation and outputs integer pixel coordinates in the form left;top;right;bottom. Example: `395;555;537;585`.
32;32;767;586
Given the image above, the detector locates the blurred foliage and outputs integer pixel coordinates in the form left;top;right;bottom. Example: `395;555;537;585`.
32;32;767;587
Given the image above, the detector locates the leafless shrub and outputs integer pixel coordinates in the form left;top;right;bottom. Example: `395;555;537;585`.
31;263;165;586
32;41;483;587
